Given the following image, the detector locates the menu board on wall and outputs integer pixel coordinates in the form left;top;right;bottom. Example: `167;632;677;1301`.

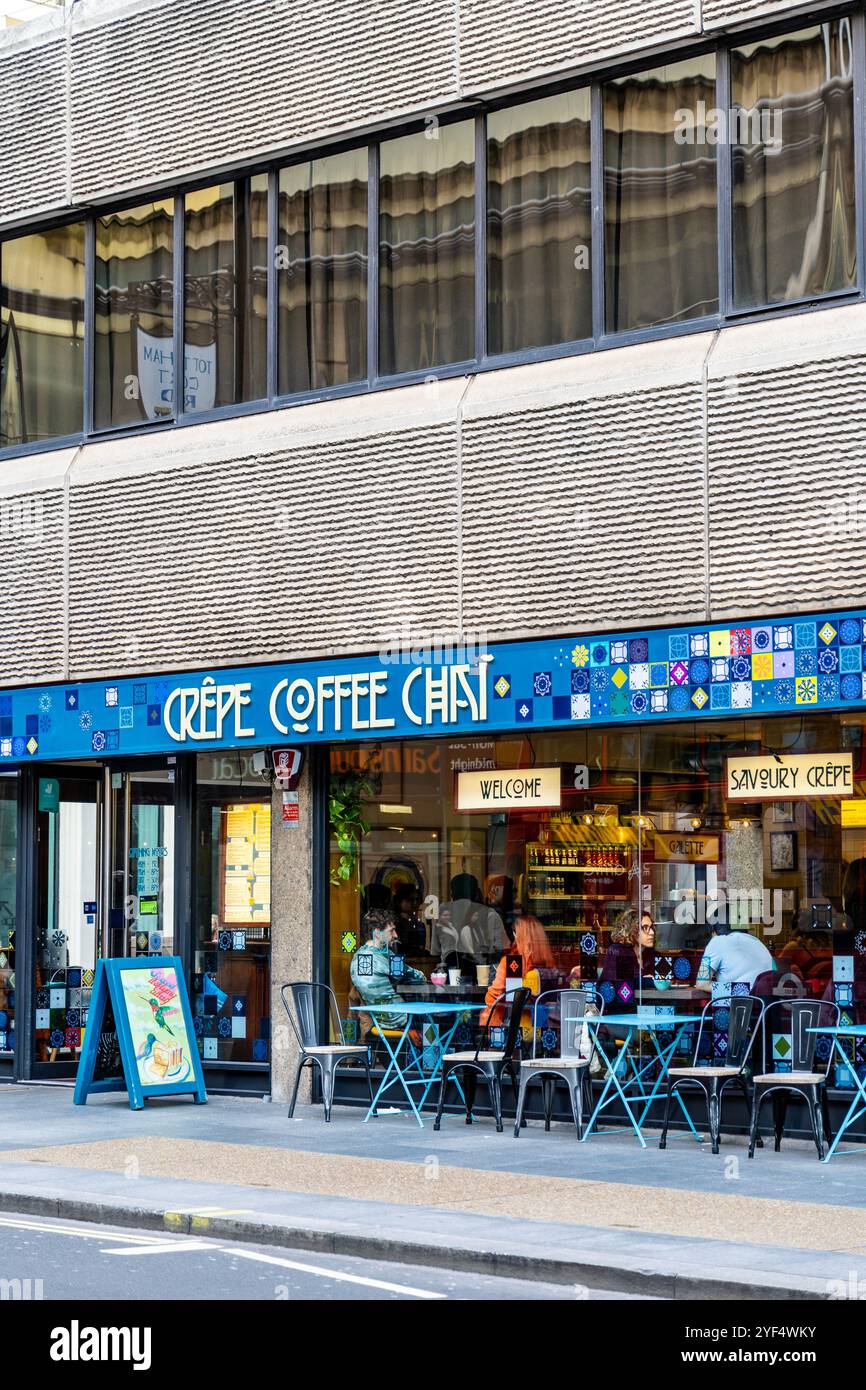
221;803;271;925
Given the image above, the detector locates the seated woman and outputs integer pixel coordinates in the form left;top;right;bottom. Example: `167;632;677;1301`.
483;913;556;1026
600;908;656;1004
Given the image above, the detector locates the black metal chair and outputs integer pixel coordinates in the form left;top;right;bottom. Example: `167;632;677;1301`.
748;998;840;1161
659;994;763;1154
433;988;530;1133
281;982;373;1123
513;989;590;1139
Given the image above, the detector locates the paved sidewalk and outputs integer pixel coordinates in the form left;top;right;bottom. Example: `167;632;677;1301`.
2;1084;866;1298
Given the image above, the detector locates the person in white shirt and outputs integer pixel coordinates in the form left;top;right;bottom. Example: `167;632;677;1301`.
697;923;774;991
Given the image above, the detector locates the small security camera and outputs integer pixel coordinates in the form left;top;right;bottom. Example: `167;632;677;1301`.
250;750;268;776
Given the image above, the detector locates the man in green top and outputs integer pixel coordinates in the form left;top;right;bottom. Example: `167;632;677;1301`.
350;908;427;1029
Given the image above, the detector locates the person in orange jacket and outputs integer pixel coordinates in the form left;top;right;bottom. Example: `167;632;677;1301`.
483;913;555;1026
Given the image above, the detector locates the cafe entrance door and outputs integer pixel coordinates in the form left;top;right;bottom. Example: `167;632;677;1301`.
30;760;179;1079
31;768;101;1077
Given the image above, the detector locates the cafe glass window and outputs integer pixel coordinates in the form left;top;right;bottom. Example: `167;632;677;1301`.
0;776;16;1060
1;223;85;447
278;149;368;394
94;200;174;430
604;56;718;333
487;90;592;355
731;21;856;309
194;754;271;1066
329;713;866;1092
379;120;475;375
328;733;641;1060
184;177;268;411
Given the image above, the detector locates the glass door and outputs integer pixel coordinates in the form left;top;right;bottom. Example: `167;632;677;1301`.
107;764;176;959
32;771;101;1076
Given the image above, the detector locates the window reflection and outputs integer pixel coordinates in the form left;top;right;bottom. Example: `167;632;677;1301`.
604;57;718;333
732;21;856;308
184;177;268;411
0;777;16;1058
94;200;174;430
329;715;866;1094
278;150;368;394
379;121;475;374
1;224;85;446
487;91;592;355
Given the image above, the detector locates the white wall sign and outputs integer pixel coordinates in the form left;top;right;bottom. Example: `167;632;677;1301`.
455;767;561;812
726;752;854;800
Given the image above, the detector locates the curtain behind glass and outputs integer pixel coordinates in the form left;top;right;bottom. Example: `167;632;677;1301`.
94;201;174;430
1;224;85;446
487;91;592;355
732;21;856;309
379;121;475;374
278;149;368;394
184;176;268;411
604;57;718;333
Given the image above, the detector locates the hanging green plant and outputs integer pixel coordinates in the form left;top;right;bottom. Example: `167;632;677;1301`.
329;771;373;888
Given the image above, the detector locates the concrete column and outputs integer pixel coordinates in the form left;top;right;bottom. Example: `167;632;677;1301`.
269;762;314;1105
724;823;765;927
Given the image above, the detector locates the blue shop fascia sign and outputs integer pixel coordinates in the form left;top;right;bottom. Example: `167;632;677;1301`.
3;610;866;763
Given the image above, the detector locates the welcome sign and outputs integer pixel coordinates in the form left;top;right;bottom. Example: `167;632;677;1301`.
455;766;562;811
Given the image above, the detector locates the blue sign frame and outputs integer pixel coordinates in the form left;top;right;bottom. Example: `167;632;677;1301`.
5;608;866;763
73;956;207;1111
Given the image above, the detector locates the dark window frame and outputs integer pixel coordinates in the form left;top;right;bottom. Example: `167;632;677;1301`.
0;3;863;459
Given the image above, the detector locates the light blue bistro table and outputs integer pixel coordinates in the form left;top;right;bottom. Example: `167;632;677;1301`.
581;1010;705;1148
806;1024;866;1161
350;1001;487;1128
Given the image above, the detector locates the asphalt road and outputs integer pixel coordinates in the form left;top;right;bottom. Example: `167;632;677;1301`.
0;1212;657;1301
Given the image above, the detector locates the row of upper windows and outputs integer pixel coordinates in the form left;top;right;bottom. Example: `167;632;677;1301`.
0;14;858;451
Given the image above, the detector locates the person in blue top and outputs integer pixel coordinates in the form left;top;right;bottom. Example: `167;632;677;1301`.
350;908;427;1029
697;921;773;992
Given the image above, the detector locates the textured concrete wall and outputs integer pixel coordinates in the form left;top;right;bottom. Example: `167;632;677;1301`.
64;388;462;678
458;0;696;90
0;0;844;228
706;302;866;619
0;16;67;223
700;0;818;28
3;300;866;686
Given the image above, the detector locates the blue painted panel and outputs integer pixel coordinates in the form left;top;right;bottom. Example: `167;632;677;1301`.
6;610;866;761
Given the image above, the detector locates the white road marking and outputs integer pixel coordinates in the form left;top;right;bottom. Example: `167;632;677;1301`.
104;1240;216;1256
189;1210;253;1218
223;1247;446;1298
0;1215;445;1296
0;1215;162;1244
164;1205;252;1215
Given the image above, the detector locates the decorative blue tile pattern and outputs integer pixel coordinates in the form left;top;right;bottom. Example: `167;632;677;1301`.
1;609;866;760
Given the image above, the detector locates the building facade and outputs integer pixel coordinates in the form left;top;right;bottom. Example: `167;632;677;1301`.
1;0;866;1118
